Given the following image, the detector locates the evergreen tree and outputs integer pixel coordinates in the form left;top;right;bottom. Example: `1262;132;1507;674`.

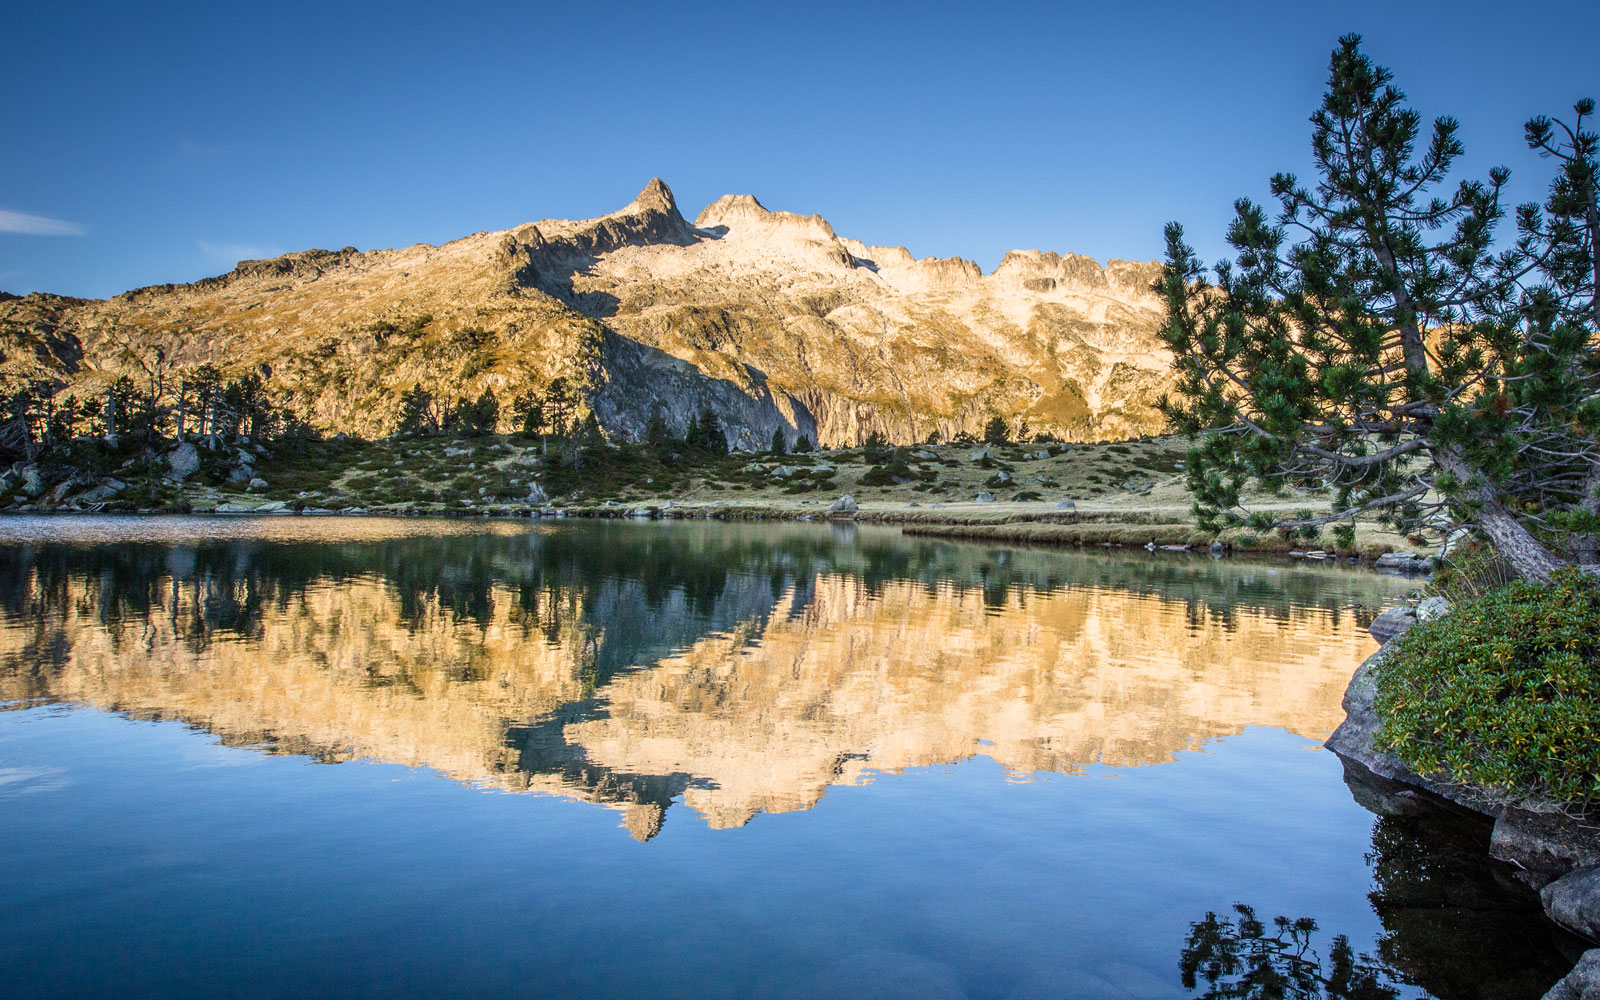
512;391;545;437
1159;36;1599;581
770;428;786;455
544;377;576;438
793;434;813;453
695;407;727;454
983;416;1009;445
645;414;674;452
396;384;436;437
459;387;498;437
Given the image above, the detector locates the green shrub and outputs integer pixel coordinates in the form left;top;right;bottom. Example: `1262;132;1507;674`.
1374;571;1600;810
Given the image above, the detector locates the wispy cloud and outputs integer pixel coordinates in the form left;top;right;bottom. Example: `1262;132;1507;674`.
0;209;86;236
198;240;283;265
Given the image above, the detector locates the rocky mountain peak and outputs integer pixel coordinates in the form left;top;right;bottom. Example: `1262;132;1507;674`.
695;193;836;240
623;177;683;221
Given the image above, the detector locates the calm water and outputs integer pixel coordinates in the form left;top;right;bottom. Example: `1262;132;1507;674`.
0;517;1573;999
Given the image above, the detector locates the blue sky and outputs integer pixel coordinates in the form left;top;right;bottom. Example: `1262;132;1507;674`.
2;0;1592;298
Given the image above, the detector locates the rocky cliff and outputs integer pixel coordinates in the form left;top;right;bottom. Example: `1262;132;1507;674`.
0;180;1174;447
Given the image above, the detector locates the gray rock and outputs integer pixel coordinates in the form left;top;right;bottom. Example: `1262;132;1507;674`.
1543;948;1600;1000
255;501;287;512
1368;606;1418;643
990;471;1013;485
1375;551;1433;574
1416;596;1451;621
216;501;255;513
967;448;994;461
248;477;268;491
20;465;43;496
828;494;858;513
812;463;836;475
1542;867;1600;940
974;492;995;503
51;480;75;504
1209;540;1225;556
236;449;256;468
1493;809;1600;887
69;484;118;505
770;465;798;479
167;442;200;481
526;482;549;503
228;466;252;484
1056;499;1076;510
911;449;938;461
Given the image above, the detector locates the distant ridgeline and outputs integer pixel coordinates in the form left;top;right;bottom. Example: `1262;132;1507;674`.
0;180;1172;450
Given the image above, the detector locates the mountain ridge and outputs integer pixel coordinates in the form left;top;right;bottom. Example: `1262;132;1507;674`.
0;179;1174;447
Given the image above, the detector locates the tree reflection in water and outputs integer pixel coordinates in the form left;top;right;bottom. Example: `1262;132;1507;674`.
1181;809;1576;1000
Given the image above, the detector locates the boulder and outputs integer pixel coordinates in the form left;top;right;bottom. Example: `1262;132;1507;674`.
1416;596;1451;621
247;477;268;491
812;463;836;475
828;494;858;513
228;466;252;484
1543;868;1600;940
1375;551;1433;574
975;492;995;503
166;442;200;481
1494;810;1600;887
20;465;43;496
770;465;798;479
51;480;75;504
1543;949;1600;1000
1209;540;1225;556
1056;499;1076;510
1368;605;1418;642
968;448;993;461
526;482;549;503
911;449;938;461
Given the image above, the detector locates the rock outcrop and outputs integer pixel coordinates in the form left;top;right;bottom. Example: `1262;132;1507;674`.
1327;608;1600;997
1;179;1174;447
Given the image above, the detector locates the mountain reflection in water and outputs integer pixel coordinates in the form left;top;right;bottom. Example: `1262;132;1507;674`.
0;517;1410;841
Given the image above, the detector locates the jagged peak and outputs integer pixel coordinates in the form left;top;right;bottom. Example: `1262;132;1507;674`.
618;177;685;222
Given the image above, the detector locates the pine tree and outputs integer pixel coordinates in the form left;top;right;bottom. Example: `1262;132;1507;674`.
1159;36;1599;581
983;417;1009;445
793;434;813;454
396;384;436;437
770;428;786;455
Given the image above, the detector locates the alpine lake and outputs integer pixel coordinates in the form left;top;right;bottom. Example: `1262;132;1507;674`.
0;516;1578;999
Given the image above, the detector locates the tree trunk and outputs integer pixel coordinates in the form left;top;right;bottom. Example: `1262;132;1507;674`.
1436;448;1568;583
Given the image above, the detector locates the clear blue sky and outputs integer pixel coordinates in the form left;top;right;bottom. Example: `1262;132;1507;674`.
3;0;1592;298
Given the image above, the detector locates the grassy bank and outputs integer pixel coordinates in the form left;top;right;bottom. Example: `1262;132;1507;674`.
4;432;1417;558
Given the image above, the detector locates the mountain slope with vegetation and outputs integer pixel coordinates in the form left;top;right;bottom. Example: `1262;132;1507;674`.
1;179;1173;449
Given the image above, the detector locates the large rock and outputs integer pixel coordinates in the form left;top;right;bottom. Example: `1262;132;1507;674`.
526;482;549;503
1541;868;1600;940
1495;810;1600;887
166;442;200;481
1543;949;1600;1000
828;494;858;513
1368;605;1418;642
1326;649;1502;816
1375;551;1434;574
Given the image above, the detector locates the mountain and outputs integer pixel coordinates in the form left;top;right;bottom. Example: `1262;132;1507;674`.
0;180;1174;447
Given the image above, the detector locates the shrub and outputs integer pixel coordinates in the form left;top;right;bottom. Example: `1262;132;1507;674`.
1374;571;1600;811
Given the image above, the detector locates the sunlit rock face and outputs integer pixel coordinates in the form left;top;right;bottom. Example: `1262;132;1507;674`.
0;520;1400;840
1;181;1172;447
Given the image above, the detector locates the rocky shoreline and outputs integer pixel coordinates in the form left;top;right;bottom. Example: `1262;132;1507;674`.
1328;605;1600;998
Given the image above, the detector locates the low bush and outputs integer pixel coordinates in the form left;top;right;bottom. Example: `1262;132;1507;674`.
1374;571;1600;811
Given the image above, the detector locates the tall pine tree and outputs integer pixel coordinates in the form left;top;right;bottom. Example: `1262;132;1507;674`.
1160;36;1599;581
